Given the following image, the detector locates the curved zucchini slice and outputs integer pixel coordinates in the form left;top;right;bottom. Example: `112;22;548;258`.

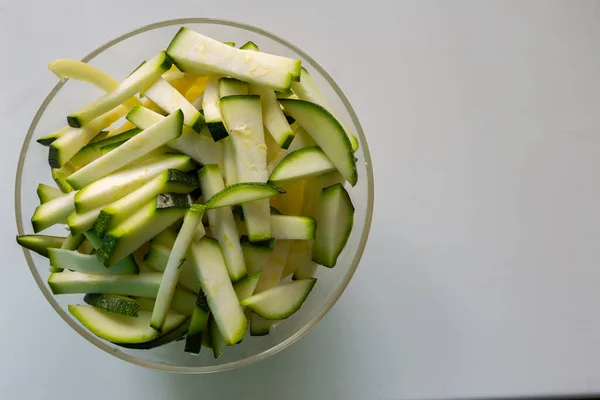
312;184;354;268
118;319;191;350
241;278;316;320
290;67;359;152
206;183;285;209
269;146;336;184
278;99;357;186
68;305;187;344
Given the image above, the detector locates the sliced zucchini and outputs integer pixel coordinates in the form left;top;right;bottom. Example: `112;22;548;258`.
65;127;141;172
151;205;205;331
292;261;317;280
291;67;359;152
118;318;191;350
312;184;354;267
249;240;292;335
233;270;262;301
68;304;187;344
184;299;210;354
142;78;205;131
221;95;271;241
209;316;226;359
49;271;163;297
269;180;307;216
239;41;259;51
282;240;310;278
144;243;200;293
93;169;198;236
241;278;316;320
92;127;140;147
126;105;223;166
202;75;228;141
77;239;95;255
67;206;103;236
151;227;178;248
319;170;345;189
219;77;248;98
60;233;85;251
37;126;69;146
266;127;316;174
279;99;357;186
133;289;197;317
67;110;184;189
37;184;63;204
48;249;139;275
249;83;294;149
206;183;285;209
250;314;272;336
49;106;128;168
254;240;292;294
270;215;317;240
167;28;300;91
82;231;101;249
83;294;140;317
236;215;317;241
50;272;195;313
189;237;247;345
269;146;336;184
241;243;273;274
97;198;188;267
31;191;76;233
48;233;84;272
48;59;138;109
52;166;74;193
199;165;247;282
67;52;172;128
74;154;195;213
16;234;65;258
222;138;238;185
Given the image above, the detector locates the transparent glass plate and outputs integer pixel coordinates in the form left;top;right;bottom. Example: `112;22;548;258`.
15;18;374;373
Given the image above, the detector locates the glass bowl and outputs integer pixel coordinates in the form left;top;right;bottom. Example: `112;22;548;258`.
15;18;374;373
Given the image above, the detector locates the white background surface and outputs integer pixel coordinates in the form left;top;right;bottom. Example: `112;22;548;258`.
2;1;600;399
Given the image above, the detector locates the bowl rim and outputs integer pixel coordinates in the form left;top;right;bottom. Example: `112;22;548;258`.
14;17;374;373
